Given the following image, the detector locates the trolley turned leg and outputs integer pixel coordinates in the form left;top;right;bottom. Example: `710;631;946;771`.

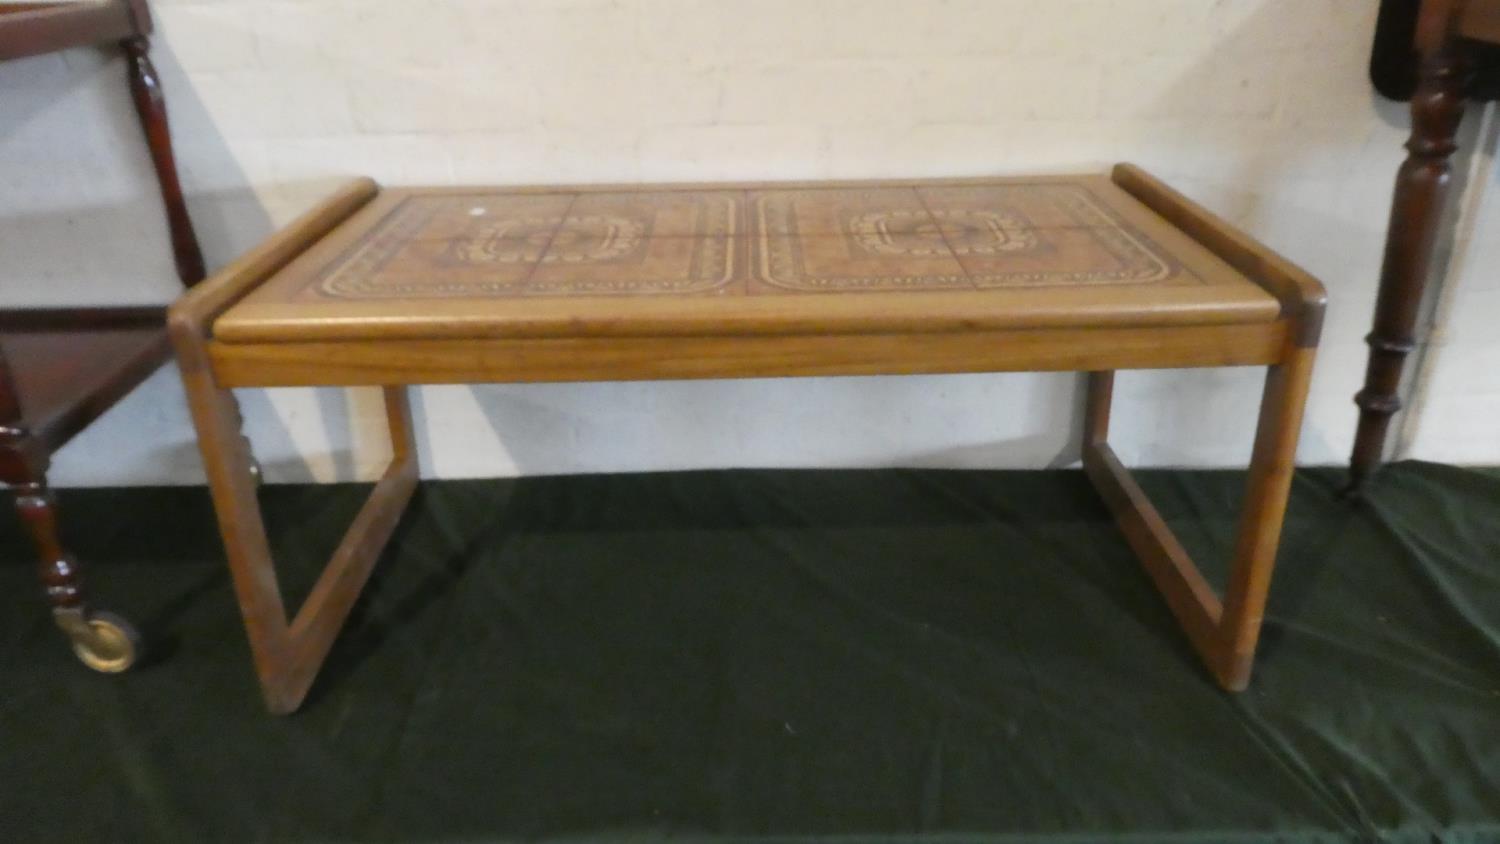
1348;43;1467;492
122;34;207;288
14;476;143;672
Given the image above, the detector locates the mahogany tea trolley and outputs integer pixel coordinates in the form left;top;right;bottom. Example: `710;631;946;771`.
170;166;1324;714
2;0;204;671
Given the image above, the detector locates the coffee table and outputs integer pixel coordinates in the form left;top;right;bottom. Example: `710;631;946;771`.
170;165;1324;714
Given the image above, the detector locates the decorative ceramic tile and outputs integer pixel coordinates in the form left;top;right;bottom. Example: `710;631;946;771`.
916;184;1122;230
748;188;966;292
955;227;1175;287
927;209;1040;256
755;188;934;237
313;197;550;299
565;191;744;238
301;183;1190;301
750;183;1183;292
308;191;741;298
526;235;742;296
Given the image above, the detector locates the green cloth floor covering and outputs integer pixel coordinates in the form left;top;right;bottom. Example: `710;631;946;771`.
2;463;1499;843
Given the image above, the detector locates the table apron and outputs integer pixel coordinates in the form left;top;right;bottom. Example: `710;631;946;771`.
206;321;1289;388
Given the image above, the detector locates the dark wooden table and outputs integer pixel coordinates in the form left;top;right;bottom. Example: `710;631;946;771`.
1351;0;1500;490
0;1;204;671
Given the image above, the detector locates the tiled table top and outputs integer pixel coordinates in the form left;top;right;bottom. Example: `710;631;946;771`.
217;175;1282;342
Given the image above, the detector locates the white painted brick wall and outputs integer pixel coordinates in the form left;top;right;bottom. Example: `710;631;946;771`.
0;0;1493;486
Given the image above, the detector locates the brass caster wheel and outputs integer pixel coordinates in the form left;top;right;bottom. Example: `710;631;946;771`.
59;610;143;673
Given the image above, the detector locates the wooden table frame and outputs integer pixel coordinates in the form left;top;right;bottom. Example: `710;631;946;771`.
170;165;1324;715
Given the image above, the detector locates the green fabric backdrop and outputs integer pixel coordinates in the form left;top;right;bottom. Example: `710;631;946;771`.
2;463;1498;842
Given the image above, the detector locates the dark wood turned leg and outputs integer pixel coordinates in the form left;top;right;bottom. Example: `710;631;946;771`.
14;480;85;613
13;479;143;672
122;35;207;287
1349;45;1469;492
